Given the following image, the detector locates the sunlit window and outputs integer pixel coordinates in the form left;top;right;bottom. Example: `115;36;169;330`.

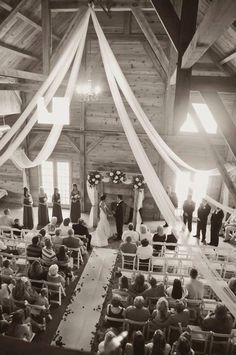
180;103;217;134
41;161;54;202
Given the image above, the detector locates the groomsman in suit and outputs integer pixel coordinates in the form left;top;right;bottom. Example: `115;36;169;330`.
208;207;224;246
183;194;196;233
114;195;124;240
193;198;211;244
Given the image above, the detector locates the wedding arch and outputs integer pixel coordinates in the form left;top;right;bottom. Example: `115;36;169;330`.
0;6;235;317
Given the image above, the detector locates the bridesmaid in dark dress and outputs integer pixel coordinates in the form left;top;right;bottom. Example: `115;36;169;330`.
23;187;34;229
38;186;49;229
52;187;63;225
70;183;81;223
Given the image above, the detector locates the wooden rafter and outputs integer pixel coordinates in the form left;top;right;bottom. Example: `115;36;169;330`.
86;136;104;154
220;50;236;65
0;0;28;37
42;0;52;74
191;76;236;93
142;42;166;82
173;0;199;132
201;91;236;159
62;133;80;154
0;68;45;81
150;0;180;51
182;0;236;69
132;6;168;78
0;83;40;91
0;0;60;41
0;40;39;61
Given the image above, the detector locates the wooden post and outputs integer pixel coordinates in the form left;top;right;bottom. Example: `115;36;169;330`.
41;0;51;75
173;0;199;132
190;105;236;204
79;102;87;212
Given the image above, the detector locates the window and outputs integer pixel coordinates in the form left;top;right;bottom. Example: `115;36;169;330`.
41;160;70;205
180;103;217;134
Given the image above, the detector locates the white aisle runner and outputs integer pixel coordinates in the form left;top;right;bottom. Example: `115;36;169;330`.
51;248;117;351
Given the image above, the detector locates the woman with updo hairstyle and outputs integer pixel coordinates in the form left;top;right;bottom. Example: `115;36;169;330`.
52;187;63;225
23;186;34;229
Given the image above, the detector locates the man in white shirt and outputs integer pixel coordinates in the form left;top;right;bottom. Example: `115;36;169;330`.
185;268;204;300
0;209;14;227
122;223;139;243
136;239;153;261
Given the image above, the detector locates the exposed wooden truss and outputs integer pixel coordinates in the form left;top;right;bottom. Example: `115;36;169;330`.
42;0;52;75
0;40;39;61
182;0;236;69
220;50;236;65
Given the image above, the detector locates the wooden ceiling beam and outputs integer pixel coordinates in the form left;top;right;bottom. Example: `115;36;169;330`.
0;40;39;61
132;6;168;77
220;50;236;65
49;1;154;12
173;0;199;133
0;68;45;81
0;0;28;37
150;0;180;51
41;0;52;75
201;91;236;159
191;76;236;93
182;0;236;69
0;0;60;41
0;82;40;91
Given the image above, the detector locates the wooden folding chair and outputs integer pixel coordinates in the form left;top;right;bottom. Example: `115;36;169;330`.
209;331;231;355
120;252;136;270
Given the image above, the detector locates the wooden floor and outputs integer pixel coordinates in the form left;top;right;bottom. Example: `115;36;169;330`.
51;248;117;352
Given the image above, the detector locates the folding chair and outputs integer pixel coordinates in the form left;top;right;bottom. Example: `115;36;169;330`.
136;257;151;272
68;247;83;268
151;256;166;274
125;319;148;338
105;316;126;330
186;299;202;323
120;252;136;270
209;331;231;355
45;281;66;306
191;328;211;355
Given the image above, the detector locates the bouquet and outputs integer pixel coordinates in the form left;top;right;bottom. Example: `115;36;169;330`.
87;171;102;188
132;175;145;190
109;170;126;184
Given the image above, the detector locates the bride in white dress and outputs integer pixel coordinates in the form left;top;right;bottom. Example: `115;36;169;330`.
92;194;111;247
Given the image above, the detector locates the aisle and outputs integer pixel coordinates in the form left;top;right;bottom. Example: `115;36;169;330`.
51;248;117;352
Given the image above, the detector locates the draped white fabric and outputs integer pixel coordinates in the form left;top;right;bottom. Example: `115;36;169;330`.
205;195;235;215
11;14;89;169
86;182;98;228
0;9;90;168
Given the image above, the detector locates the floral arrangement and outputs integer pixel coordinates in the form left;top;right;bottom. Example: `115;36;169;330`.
87;171;102;187
109;170;126;184
132;175;145;190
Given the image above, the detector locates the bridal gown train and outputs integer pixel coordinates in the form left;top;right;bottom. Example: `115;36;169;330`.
92;204;110;247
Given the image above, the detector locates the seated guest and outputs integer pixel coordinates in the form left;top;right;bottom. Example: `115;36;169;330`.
12;278;35;304
166;279;188;300
12;218;23;237
224;212;236;243
122;223;139;244
47;216;57;236
106;294;125;328
47;264;65;288
1;259;14;278
185;268;204;300
201;303;233;334
35;288;52;321
139;224;152;244
0;239;11;254
150;297;171;329
72;218;92;250
51;228;63;252
126;296;150;322
56;245;72;279
38;228;48;246
165;229;178;250
0;305;9;334
228;275;236;296
152;225;166;254
112;276;131;307
62;228;84;249
23;278;39;304
124;330;146;355
142;277;165;299
146;329;171;355
26;235;42;259
120;236;137;254
28;260;47;285
0;276;12;304
136;239;153;268
97;330;117;355
168;300;190;327
129;273;149;298
60;218;71;236
42;238;57;266
172;333;194;355
6;309;32;341
0;208;14;227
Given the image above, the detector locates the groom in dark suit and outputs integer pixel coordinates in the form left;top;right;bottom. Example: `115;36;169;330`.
114;195;124;240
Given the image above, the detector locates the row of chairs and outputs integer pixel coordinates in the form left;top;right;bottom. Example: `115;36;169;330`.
104;316;235;355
